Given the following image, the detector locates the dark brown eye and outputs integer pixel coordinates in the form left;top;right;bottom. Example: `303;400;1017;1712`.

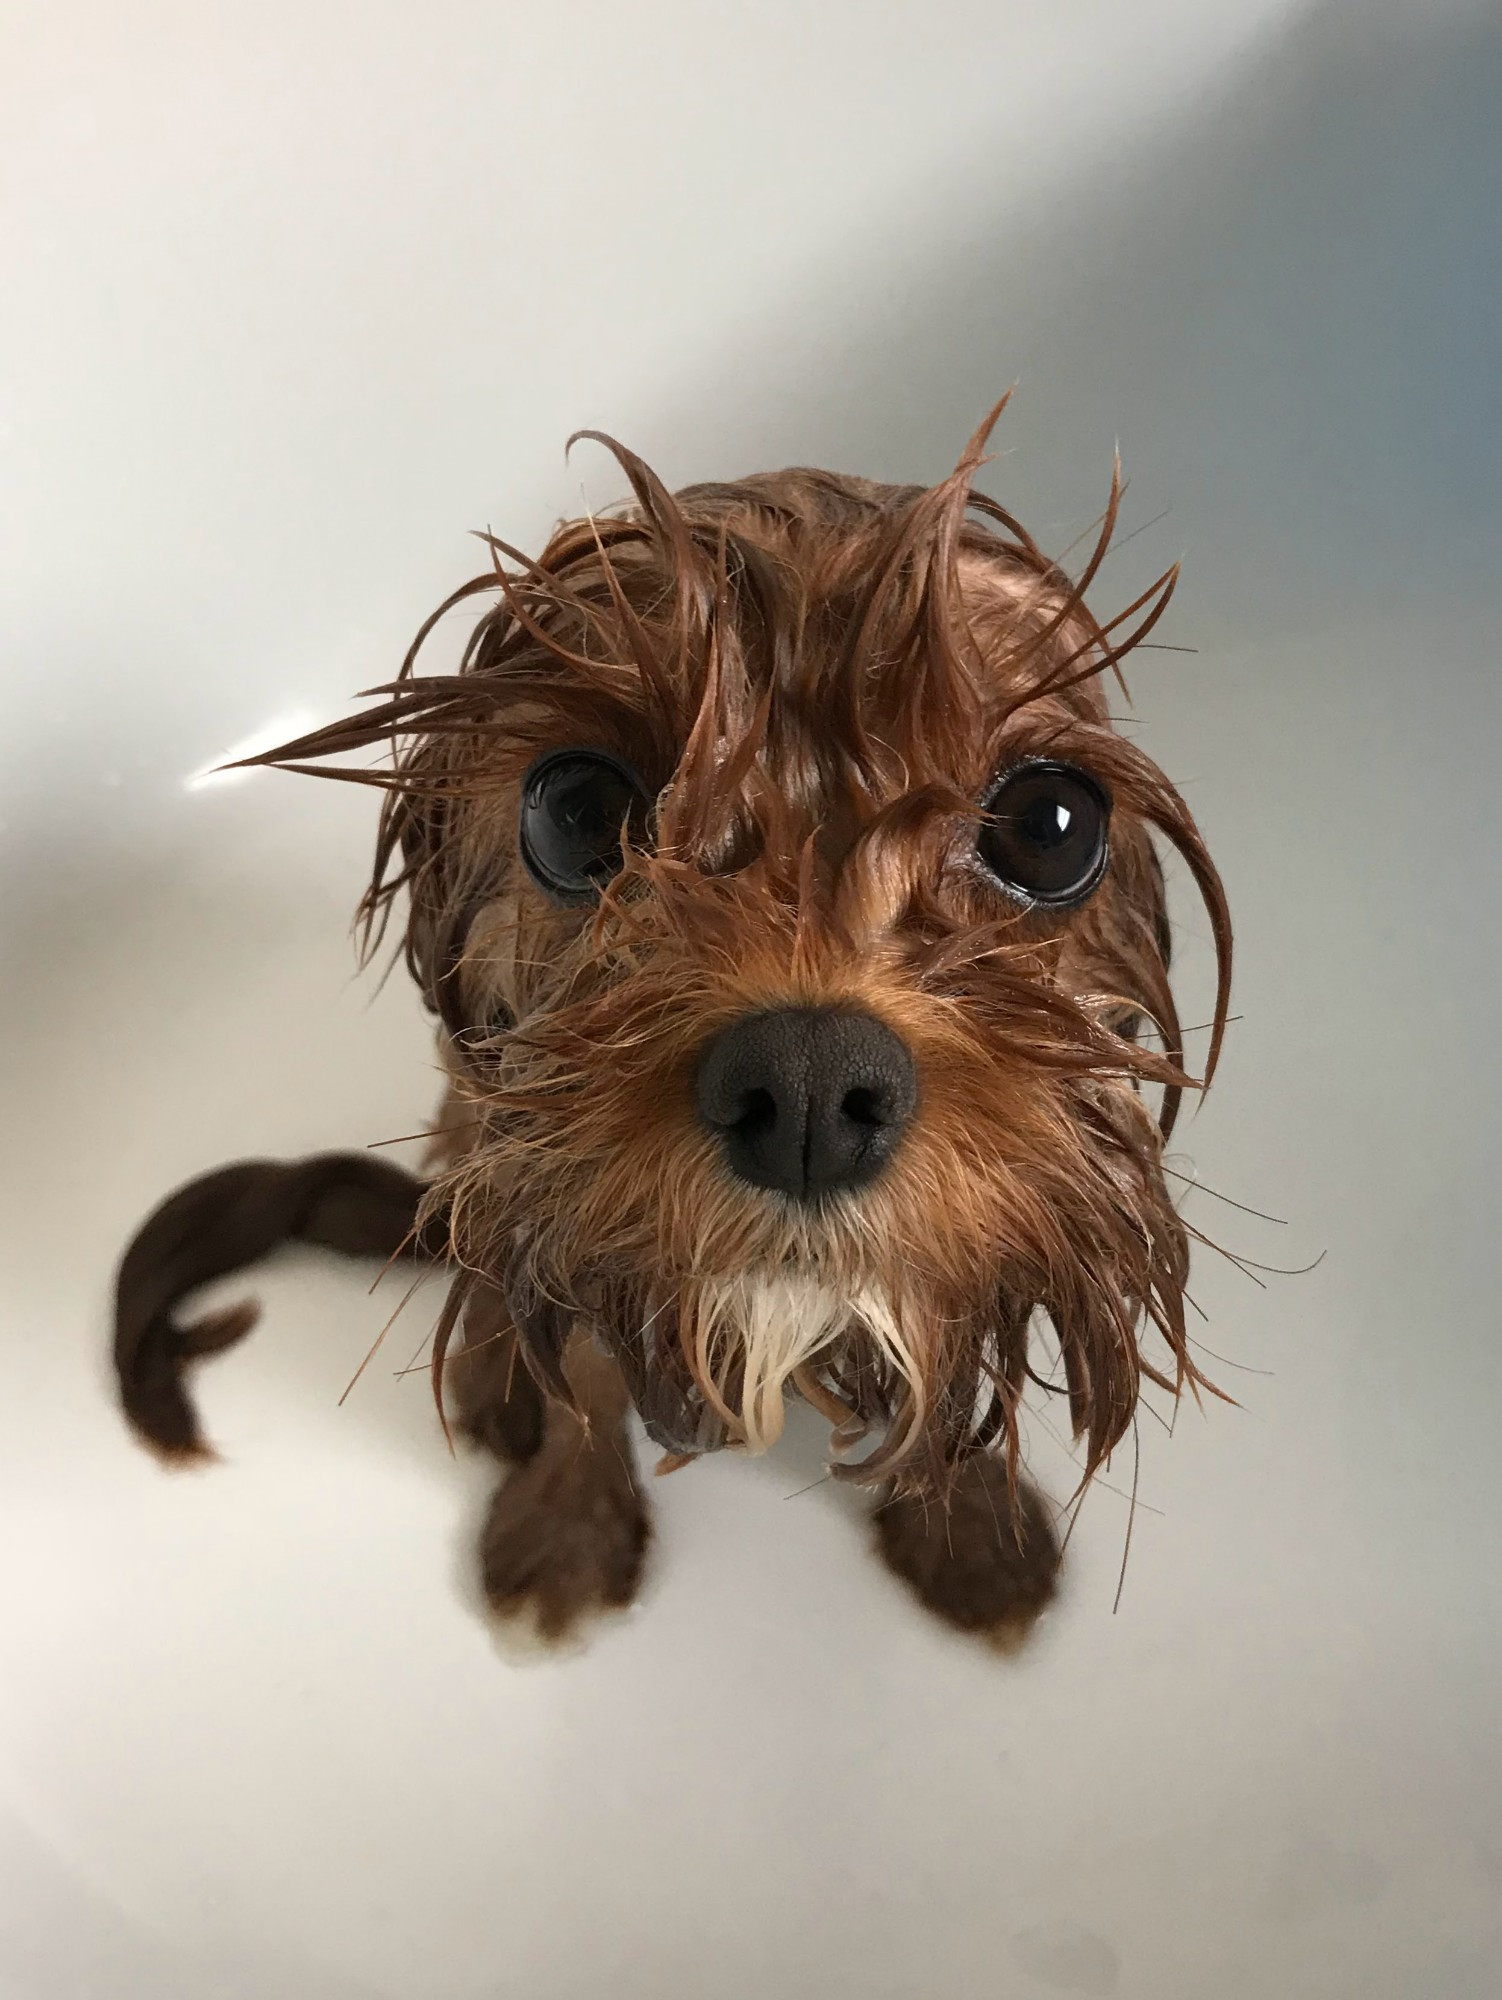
977;760;1111;907
519;749;647;903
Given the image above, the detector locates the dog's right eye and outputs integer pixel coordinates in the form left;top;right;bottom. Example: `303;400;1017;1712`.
519;749;648;903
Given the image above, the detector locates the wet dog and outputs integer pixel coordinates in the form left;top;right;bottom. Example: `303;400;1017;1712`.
114;403;1231;1647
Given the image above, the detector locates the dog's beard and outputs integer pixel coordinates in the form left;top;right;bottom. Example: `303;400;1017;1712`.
687;1269;919;1456
463;1216;929;1471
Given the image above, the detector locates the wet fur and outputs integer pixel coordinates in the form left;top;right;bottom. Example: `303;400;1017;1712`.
113;402;1232;1645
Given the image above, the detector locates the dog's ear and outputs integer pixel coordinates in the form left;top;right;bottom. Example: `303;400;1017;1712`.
1084;816;1172;1003
1069;814;1187;1128
366;773;485;1041
1116;828;1191;1138
397;784;463;1027
1125;827;1173;978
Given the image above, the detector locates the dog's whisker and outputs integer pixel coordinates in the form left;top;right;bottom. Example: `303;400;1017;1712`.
365;1125;480;1151
1131;1393;1175;1437
1183;1219;1325;1285
781;1471;835;1501
1111;1420;1142;1616
1100;505;1174;560
1160;1164;1286;1225
394;1322;438;1379
1172;1013;1244;1038
1187;1337;1273;1378
1026;1402;1164;1515
340;1271;428;1406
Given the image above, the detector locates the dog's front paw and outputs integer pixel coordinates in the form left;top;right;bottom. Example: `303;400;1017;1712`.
477;1438;651;1644
873;1456;1059;1651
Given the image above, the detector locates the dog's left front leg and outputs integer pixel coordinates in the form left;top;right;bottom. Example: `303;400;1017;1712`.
872;1454;1060;1652
450;1285;652;1641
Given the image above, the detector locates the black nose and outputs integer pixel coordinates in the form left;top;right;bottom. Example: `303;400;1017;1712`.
695;1008;917;1202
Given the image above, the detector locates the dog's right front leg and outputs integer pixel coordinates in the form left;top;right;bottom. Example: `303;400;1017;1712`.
448;1282;652;1642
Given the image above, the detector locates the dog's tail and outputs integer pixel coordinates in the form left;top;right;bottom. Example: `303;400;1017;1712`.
113;1152;447;1464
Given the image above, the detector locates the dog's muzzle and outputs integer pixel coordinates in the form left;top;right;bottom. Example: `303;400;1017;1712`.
694;1007;917;1203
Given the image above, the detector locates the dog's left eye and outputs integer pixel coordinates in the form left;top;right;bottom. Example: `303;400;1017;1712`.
977;759;1111;907
519;749;648;903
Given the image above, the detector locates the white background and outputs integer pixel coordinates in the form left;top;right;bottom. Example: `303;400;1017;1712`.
2;3;1499;1995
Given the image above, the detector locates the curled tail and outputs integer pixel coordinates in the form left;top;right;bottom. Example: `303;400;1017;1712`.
113;1152;448;1464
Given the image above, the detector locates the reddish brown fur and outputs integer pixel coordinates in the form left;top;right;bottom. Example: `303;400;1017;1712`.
116;401;1232;1644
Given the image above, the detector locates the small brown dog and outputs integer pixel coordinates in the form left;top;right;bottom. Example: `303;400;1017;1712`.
115;402;1231;1648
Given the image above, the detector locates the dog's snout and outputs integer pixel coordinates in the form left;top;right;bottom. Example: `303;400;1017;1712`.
695;1008;917;1202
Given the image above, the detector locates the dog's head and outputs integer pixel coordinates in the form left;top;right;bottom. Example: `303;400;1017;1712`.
265;407;1231;1496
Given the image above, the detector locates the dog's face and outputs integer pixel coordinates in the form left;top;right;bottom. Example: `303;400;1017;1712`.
270;419;1230;1495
